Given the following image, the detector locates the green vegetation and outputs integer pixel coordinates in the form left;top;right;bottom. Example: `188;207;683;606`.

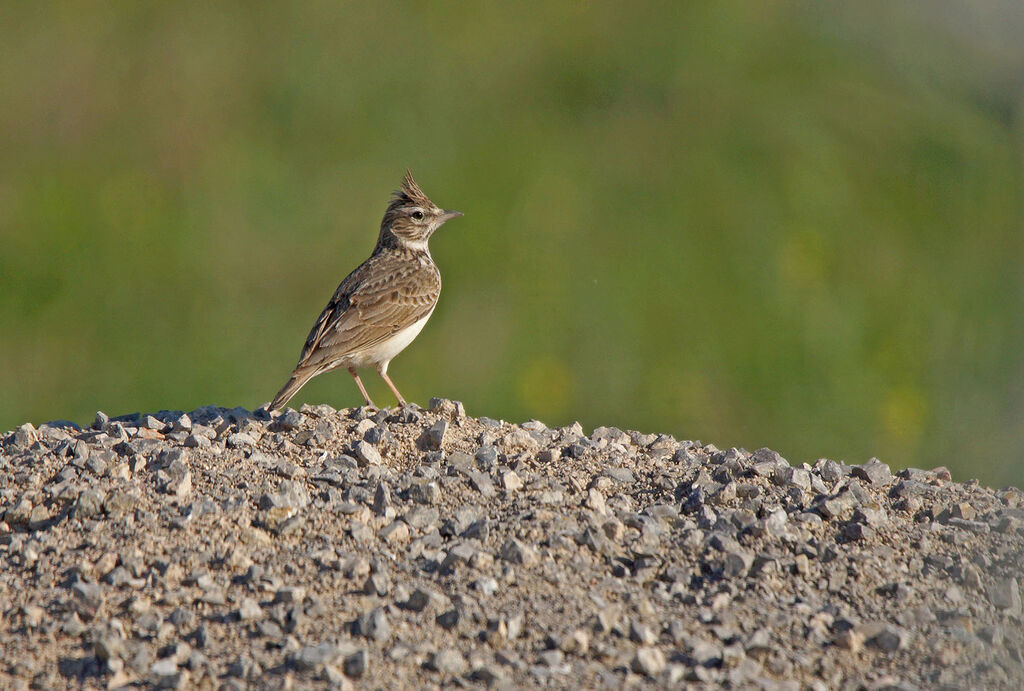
2;3;1022;488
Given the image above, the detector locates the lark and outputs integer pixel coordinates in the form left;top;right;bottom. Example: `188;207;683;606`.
269;171;461;411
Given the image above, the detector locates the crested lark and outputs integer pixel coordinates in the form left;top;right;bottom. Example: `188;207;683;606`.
269;172;461;410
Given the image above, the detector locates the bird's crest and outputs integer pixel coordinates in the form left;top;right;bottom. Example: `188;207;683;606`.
387;169;433;213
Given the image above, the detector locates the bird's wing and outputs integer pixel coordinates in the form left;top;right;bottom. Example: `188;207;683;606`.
295;254;440;371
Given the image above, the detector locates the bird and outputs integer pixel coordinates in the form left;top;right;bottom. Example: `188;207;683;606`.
269;171;461;411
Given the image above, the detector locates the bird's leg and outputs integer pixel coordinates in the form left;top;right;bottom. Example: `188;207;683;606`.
348;367;375;408
377;364;407;407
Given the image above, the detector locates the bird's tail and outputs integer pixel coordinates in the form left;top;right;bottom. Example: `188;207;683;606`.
269;368;318;411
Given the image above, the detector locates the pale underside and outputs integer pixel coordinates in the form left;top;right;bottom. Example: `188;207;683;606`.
319;309;434;375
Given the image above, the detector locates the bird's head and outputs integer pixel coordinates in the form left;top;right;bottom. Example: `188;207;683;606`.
378;170;462;250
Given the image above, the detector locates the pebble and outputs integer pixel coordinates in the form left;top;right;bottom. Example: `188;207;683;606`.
418;420;448;451
501;469;524;492
353;441;382;466
631;646;667;677
355;607;390;641
404;587;439;613
237;597;263;621
159;458;192;499
290;642;353;671
852;458;892;486
988;577;1022;614
500;538;539;566
428;648;468;675
344;649;369;678
71;581;105;620
148;658;188;689
409;480;441;505
379;520;410;545
862;622;911;651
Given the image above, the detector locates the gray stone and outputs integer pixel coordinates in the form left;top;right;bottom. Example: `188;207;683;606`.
353;441;382;466
988;578;1022;614
948;517;990;534
344;649;369;678
159;458;192;499
403;506;439;529
629;620;658;645
71;581;105;619
183;433;210;449
428;648;467;675
863;623;911;651
467;471;496;497
225;432;256;448
277;409;304;431
500;538;539;566
632;646;666;677
290;643;353;671
372;481;392;516
852;458;892;486
409;480;441;505
354;607;390;641
501;469;524;492
475;445;499;469
404;587;440;613
774;465;810;491
818;490;858;520
237;598;262;621
418;420;448;451
148;658;188;688
436;608;461;630
259;481;310;510
722;547;755;577
602;467;636;485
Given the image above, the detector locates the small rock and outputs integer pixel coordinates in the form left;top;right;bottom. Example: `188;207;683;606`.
832;629;864;653
862;623;911;651
404;587;439;613
852;458;892;486
148;658;188;689
467;471;496;497
275;586;306;604
428;648;468;675
226;432;256;448
344;649;369;678
259;481;310;511
409;480;441;505
774;465;810;491
237;598;263;621
500;538;539;567
276;409;304;430
629;620;658;645
988;578;1022;614
352;441;382;466
290;643;352;671
379;521;410;545
585;488;607;514
354;607;390;641
602;467;636;485
818;490;858;520
159;458;192;499
418;420;448;451
559;628;590;655
632;646;666;677
372;481;393;517
71;581;105;620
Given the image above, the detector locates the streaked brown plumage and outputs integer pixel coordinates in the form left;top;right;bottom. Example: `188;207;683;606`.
269;171;461;410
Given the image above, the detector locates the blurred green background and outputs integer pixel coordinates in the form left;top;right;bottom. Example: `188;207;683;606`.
2;2;1022;488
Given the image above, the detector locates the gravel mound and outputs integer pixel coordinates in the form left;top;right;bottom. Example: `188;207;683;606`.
1;400;1022;689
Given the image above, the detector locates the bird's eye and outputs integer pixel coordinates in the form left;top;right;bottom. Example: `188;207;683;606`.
411;210;424;221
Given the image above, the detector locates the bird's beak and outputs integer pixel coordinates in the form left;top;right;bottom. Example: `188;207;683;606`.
439;210;463;224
